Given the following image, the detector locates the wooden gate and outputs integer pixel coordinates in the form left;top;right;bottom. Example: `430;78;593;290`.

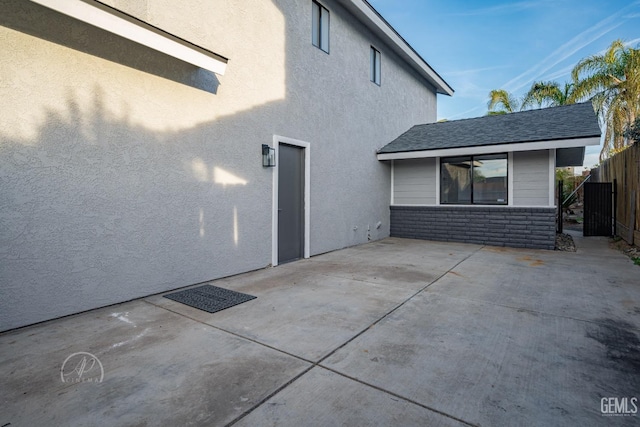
583;182;613;236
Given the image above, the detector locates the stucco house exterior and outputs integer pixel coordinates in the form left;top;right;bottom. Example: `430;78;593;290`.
378;102;601;250
0;1;602;333
0;0;453;331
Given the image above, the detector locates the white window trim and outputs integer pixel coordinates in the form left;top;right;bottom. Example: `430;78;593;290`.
31;0;227;75
390;160;395;205
435;157;441;204
272;135;311;267
548;148;556;207
508;152;514;206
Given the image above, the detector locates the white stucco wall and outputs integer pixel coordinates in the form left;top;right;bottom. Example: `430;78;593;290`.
0;0;438;330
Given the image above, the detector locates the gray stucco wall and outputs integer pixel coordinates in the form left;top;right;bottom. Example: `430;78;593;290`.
0;0;438;331
390;206;556;250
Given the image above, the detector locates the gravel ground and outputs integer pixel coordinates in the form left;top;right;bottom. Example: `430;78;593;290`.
610;237;640;264
555;233;576;252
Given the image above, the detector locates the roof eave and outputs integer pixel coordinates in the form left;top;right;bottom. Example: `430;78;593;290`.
340;0;454;96
377;136;601;160
30;0;228;75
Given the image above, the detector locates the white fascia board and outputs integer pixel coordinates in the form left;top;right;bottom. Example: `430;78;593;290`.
377;137;601;160
31;0;227;75
548;149;556;207
343;0;453;96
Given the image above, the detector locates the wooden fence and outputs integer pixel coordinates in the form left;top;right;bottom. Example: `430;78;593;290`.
590;143;640;244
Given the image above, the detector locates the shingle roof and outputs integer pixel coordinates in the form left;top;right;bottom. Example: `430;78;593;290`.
378;102;601;154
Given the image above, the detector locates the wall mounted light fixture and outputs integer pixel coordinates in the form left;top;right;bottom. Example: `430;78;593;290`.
262;144;276;167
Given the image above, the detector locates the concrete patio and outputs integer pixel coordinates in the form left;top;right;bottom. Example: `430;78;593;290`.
1;233;639;426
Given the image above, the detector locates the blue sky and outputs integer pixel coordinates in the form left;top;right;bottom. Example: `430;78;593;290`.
367;0;640;169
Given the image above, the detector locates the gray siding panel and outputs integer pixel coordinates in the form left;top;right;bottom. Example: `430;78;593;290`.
393;158;436;204
513;150;550;206
391;206;556;250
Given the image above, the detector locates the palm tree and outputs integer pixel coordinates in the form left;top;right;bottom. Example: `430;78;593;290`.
488;81;576;115
521;81;577;109
571;39;640;159
487;89;521;115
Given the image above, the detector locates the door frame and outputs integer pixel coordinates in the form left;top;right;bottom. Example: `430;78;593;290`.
272;135;310;266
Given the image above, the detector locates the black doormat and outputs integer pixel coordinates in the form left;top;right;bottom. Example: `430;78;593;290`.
163;285;256;313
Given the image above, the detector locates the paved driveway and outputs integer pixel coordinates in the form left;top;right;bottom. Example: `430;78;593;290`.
1;233;639;426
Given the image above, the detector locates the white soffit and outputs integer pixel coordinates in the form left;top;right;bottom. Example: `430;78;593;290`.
30;0;228;75
376;137;601;160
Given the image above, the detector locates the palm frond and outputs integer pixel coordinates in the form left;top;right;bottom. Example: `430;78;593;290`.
571;40;640;159
487;89;520;114
521;81;572;108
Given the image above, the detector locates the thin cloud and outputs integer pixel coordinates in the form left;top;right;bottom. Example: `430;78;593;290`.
588;36;640;56
541;37;640;81
502;1;640;93
448;80;489;99
447;1;544;16
447;104;486;120
445;65;512;77
504;23;622;91
438;1;640;120
623;37;640;47
539;64;575;82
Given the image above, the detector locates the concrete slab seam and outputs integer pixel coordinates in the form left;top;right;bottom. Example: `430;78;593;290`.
312;245;486;367
316;365;479;427
149;245;488;427
142;300;316;364
229;245;485;426
253;245;487;426
224;365;316;427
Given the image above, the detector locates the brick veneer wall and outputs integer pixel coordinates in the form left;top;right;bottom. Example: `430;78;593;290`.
390;206;556;250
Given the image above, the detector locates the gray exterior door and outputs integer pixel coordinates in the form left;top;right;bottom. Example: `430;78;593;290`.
278;144;305;264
